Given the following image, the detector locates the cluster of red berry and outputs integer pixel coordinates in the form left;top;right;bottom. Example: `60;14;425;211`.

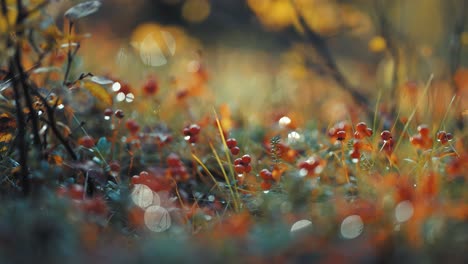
154;133;173;147
183;124;201;144
234;154;252;175
380;130;394;155
166;153;189;182
410;125;432;149
142;77;158;96
104;108;124;119
259;169;274;191
57;184;84;200
78;135;95;148
328;122;351;142
125;119;140;135
131;171;170;192
298;157;323;176
108;160;121;177
226;138;240;155
354;122;373;139
350;122;373;160
56;184;107;216
436;130;453;145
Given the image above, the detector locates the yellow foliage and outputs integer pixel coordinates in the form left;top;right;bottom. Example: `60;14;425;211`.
0;8;17;33
248;0;342;35
248;0;296;30
299;0;341;35
82;80;113;107
368;36;387;53
461;32;468;46
182;0;211;23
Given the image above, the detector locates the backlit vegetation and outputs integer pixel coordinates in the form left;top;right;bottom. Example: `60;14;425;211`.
0;0;467;262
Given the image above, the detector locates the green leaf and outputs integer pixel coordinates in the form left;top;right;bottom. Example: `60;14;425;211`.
96;137;111;156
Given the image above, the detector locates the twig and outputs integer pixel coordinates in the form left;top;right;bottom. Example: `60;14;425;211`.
289;0;371;114
9;62;29;197
449;0;467;78
375;0;400;118
63;21;80;86
31;88;78;160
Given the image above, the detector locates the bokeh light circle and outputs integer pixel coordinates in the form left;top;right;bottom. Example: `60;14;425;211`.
395;200;414;223
131;184;153;208
340;215;364;239
290;219;313;234
144;205;171;232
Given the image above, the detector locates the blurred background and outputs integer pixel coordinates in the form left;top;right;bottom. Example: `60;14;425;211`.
48;0;468;127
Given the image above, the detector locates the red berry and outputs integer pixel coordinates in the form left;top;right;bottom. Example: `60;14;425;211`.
114;109;124;119
417;125;430;138
183;127;191;136
226;138;237;149
164;135;173;143
125;119;140;134
354;140;363;148
109;161;121;172
336;130;346;141
139;171;149;178
261;180;272;191
119;82;132;95
79;135;95;148
230;146;240;155
69;184;84;200
234;158;242;165
356;122;368;134
350;149;361;159
167;153;180;167
298;161;311;170
143;78;158;95
131;175;140;184
189;124;201;135
234;164;245;174
188;135;198;144
410;135;423;146
365;128;373;137
260;169;272;181
104;108;113;116
241;154;251;164
245;164;252;173
381;130;392;141
446;133;453;141
354;131;364;139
